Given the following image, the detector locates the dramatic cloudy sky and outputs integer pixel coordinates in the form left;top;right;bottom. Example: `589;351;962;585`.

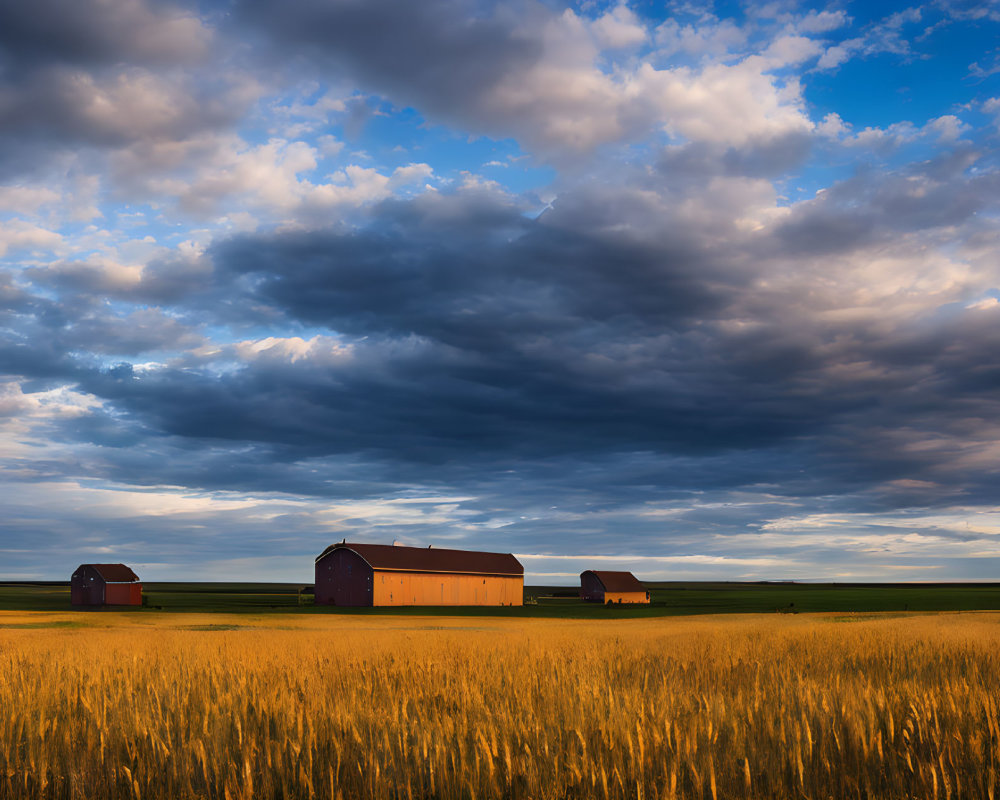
2;0;1000;583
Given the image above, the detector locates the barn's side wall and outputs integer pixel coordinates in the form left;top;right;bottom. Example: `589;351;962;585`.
71;566;104;606
372;571;523;606
579;571;606;602
315;548;374;606
104;583;142;605
603;591;649;604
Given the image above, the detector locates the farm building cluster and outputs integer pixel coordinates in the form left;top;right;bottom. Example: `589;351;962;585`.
70;543;650;607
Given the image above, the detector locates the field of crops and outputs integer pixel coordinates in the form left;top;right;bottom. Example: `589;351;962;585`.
2;610;999;799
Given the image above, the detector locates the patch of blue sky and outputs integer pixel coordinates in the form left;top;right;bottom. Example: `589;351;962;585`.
805;16;1000;131
113;206;153;230
112;206;193;245
82;353;171;374
636;0;748;27
922;288;1000;325
474;155;557;197
836;0;919;27
350;104;556;193
241;86;557;197
198;320;353;345
776;166;849;206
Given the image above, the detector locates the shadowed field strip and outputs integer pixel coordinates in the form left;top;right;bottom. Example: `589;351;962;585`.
2;611;999;799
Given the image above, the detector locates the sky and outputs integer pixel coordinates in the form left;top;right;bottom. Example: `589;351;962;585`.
2;0;1000;584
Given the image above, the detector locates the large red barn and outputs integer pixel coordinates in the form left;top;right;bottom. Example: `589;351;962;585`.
580;570;649;604
315;542;523;607
70;564;142;607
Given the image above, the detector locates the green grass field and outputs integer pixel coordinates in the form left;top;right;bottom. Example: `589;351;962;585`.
4;580;1000;616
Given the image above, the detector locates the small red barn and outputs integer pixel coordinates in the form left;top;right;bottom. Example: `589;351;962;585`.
71;564;142;607
315;542;523;607
580;570;649;604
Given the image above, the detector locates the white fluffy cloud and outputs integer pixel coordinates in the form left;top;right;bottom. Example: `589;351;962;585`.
0;220;63;257
474;8;817;155
637;60;812;146
591;4;647;49
111;131;435;222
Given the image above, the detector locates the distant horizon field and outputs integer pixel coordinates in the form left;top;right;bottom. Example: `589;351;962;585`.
3;580;1000;616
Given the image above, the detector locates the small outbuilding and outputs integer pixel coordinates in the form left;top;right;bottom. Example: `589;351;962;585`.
580;570;650;604
70;564;142;607
315;542;523;607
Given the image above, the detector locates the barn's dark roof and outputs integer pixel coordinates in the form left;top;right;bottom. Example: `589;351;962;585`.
583;570;645;593
75;564;140;583
316;543;523;576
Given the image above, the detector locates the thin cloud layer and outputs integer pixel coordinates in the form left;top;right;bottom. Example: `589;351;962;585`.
1;0;1000;581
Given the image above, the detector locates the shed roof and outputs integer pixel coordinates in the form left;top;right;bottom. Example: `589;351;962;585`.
317;542;523;577
582;570;645;593
76;564;140;583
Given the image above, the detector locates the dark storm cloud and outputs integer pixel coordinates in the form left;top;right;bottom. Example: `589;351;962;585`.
121;189;782;469
231;0;826;162
203;168;1000;506
0;0;247;178
231;0;662;160
0;0;208;69
26;253;215;307
66;309;203;355
0;68;242;148
0;181;795;491
211;194;724;342
0;274;90;383
657;133;815;180
772;148;999;255
233;0;542;123
7;150;1000;521
4;183;965;511
1;288;198;368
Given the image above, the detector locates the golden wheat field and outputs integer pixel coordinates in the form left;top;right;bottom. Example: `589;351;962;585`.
2;611;1000;800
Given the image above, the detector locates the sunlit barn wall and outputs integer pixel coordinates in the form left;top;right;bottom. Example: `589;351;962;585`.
372;571;522;606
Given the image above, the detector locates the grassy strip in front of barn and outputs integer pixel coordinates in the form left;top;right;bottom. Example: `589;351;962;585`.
5;580;1000;616
644;581;1000;615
